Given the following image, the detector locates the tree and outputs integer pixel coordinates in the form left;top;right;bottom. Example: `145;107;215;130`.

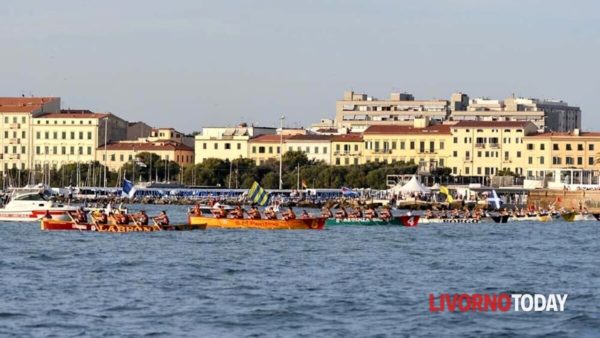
283;150;309;170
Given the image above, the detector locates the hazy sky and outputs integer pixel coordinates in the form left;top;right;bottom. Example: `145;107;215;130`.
2;0;598;133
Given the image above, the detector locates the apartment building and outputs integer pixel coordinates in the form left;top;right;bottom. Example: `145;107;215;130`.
335;91;451;130
31;110;128;170
100;141;194;172
331;133;363;166
284;135;333;164
524;129;600;171
248;134;286;165
446;121;539;177
362;118;452;173
194;124;276;163
0;97;60;171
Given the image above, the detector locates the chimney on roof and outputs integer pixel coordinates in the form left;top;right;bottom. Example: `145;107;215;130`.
573;128;580;136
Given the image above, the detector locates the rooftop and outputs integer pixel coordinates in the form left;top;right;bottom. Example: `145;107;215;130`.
526;131;600;138
363;124;451;135
332;133;363;142
452;121;531;128
101;141;193;151
37;111;109;119
249;134;290;143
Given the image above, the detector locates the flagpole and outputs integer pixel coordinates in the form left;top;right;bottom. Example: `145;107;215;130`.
279;115;284;190
296;163;299;190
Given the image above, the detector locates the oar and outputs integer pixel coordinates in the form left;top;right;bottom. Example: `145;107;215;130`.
151;217;163;231
65;211;83;232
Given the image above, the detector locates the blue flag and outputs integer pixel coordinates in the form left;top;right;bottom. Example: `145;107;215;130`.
122;179;136;198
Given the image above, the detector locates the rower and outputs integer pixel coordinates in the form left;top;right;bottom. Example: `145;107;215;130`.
76;207;87;223
231;206;244;219
134;210;149;225
380;207;392;221
282;207;296;220
43;210;52;219
264;206;277;220
301;210;310;219
321;207;332;218
190;203;202;216
248;205;262;219
335;207;348;219
154;211;170;226
98;211;108;224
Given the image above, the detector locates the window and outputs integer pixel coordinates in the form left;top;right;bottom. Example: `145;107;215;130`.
517;151;521;158
354;145;358;151
577;144;583;151
504;151;509;161
541;144;545;150
553;144;559;151
224;143;231;150
453;151;458;157
88;132;92;140
589;144;595;151
410;141;415;150
258;146;265;154
110;154;115;161
252;146;256;153
214;143;218;150
453;137;458;144
335;158;340;165
71;132;75;139
70;147;74;155
528;157;533;165
577;157;583;165
566;157;574;165
36;146;40;155
540;157;544;165
268;146;273;154
87;147;92;155
465;167;470;175
237;143;241;150
203;143;207;149
440;141;444;150
527;144;534;150
566;144;572;151
589;157;594;165
45;132;49;139
400;141;405;150
79;132;83;139
36;131;40;139
21;131;25;138
120;154;124;161
314;147;319;154
336;144;340;151
323;147;327;154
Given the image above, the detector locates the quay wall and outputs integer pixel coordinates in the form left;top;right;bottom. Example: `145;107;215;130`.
528;189;600;212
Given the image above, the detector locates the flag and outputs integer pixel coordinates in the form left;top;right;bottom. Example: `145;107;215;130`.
301;180;308;189
341;187;358;197
439;186;454;203
136;161;147;168
122;179;137;198
490;190;501;209
248;181;269;206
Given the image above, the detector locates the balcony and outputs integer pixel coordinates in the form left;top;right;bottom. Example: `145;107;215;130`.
475;143;485;148
9;138;20;144
465;157;472;162
373;149;392;154
490;143;500;149
9;123;20;129
8;154;20;160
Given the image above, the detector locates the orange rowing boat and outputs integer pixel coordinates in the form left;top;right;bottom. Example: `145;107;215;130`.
188;215;326;230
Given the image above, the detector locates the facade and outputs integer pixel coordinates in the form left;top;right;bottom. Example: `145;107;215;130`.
335;91;451;130
126;121;153;140
524;129;600;171
445;121;539;178
100;141;194;172
0;97;60;171
362;119;452;173
450;96;580;132
31;110;128;171
285;135;333;164
146;127;193;147
331;133;363;166
194;124;276;163
248;134;286;165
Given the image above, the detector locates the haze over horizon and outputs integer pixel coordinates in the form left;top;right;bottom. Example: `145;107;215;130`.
2;0;598;133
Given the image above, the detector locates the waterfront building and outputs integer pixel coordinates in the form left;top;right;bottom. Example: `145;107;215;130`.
248;134;287;165
146;127;193;147
331;133;363;166
445;121;539;178
0;97;60;172
285;135;333;164
523;129;600;177
450;96;580;132
362;118;452;173
335;91;451;130
31;110;128;171
100;140;194;172
194;124;276;163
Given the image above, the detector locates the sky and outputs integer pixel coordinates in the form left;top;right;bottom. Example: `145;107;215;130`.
1;0;599;133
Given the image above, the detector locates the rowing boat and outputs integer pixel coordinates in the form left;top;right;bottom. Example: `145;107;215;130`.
419;218;481;224
188;215;326;230
325;215;420;227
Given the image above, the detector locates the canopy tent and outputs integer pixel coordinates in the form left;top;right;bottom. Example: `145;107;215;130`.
389;175;431;194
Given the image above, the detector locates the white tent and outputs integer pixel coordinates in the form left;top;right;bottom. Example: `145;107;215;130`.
389;175;431;194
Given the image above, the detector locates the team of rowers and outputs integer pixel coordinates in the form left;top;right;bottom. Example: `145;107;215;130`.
189;204;309;221
323;206;394;221
45;207;171;226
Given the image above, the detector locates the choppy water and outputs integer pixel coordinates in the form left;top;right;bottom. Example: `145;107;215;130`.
0;204;599;337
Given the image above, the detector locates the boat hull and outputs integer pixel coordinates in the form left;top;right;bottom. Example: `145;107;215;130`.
41;219;93;231
326;216;420;227
419;218;481;224
188;216;325;230
0;208;78;222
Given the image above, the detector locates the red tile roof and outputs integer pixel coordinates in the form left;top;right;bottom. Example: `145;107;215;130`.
0;97;58;105
526;131;600;138
37;112;109;119
286;134;334;141
363;124;451;135
0;105;42;113
101;141;193;152
453;121;531;128
332;133;363;142
249;134;290;143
